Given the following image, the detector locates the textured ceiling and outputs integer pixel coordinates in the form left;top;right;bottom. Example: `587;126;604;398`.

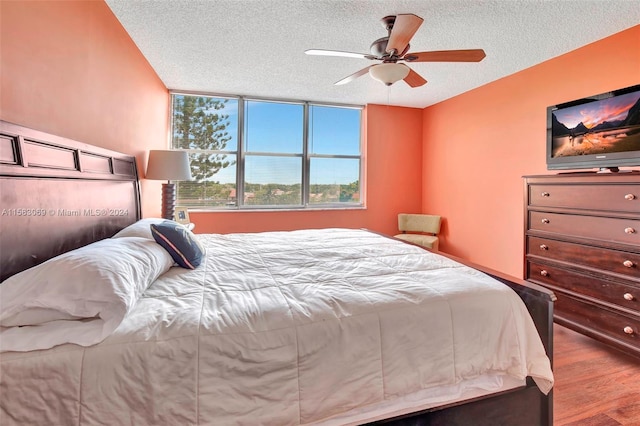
105;0;640;109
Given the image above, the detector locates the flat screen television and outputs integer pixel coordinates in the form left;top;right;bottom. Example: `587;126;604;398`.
547;84;640;172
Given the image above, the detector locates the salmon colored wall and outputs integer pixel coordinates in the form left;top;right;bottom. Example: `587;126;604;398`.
422;25;640;277
191;104;423;236
0;0;168;217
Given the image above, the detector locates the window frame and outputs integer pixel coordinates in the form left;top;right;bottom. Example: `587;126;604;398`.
170;91;364;211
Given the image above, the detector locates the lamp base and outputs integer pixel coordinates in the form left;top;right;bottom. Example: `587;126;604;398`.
161;182;176;220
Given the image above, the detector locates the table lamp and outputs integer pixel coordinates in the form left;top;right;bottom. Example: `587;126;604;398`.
146;150;192;220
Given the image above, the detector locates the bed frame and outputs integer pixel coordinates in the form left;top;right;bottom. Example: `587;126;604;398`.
0;120;555;425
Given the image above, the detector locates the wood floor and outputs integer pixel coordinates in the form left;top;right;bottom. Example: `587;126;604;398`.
553;324;640;425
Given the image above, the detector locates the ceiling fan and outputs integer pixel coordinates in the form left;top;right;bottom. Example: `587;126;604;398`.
305;14;486;87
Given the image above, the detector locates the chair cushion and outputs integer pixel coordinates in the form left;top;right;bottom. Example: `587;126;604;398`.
394;234;439;250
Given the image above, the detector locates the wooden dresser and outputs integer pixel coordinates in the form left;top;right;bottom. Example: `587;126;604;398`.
524;173;640;357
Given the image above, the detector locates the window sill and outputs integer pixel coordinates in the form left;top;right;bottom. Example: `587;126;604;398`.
187;205;366;213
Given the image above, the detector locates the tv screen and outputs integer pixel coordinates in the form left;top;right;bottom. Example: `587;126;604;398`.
547;84;640;171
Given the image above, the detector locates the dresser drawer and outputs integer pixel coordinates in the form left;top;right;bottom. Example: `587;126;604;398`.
528;261;640;313
528;183;640;212
554;291;640;352
528;211;640;245
527;236;640;281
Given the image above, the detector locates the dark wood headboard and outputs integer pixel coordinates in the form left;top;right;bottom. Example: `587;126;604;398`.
0;121;142;282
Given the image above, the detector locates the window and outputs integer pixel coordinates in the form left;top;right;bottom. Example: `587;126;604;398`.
308;105;361;205
244;100;303;206
171;95;238;208
171;92;362;210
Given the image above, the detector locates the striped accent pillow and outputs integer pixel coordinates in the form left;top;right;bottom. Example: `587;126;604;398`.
150;221;204;269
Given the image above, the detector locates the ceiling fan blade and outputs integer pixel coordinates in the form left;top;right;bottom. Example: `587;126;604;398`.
404;49;486;62
386;14;424;55
305;49;377;60
335;65;375;85
403;68;427;88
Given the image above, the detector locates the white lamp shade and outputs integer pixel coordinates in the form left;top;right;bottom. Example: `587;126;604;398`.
369;63;410;86
146;150;192;181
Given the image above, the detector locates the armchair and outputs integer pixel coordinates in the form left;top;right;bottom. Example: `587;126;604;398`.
394;213;441;250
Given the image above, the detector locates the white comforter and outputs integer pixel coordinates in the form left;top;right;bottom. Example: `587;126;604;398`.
0;228;553;425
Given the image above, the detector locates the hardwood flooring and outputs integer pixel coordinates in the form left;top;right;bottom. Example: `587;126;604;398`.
553;324;640;425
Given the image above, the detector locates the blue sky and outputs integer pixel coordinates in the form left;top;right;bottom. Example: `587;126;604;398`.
192;98;361;185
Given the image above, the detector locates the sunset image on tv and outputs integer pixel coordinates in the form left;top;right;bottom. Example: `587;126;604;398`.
551;90;640;158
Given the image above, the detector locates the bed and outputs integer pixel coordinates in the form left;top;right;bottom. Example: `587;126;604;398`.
0;120;555;425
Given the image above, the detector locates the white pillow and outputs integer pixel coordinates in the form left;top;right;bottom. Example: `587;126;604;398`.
0;237;174;352
1;308;83;327
111;218;166;240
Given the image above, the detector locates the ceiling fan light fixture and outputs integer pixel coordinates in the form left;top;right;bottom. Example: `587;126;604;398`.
369;63;409;86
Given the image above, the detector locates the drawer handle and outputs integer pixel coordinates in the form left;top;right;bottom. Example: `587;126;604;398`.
623;260;635;268
541;218;550;224
541;192;550;197
625;193;636;201
625;227;636;234
623;326;634;335
540;270;549;277
624;293;635;301
539;244;548;250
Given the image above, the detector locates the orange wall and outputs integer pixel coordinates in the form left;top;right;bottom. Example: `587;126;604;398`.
0;0;168;217
192;104;423;236
422;25;640;277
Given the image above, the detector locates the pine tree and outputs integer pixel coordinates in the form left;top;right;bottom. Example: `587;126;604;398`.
172;95;234;180
172;95;236;205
